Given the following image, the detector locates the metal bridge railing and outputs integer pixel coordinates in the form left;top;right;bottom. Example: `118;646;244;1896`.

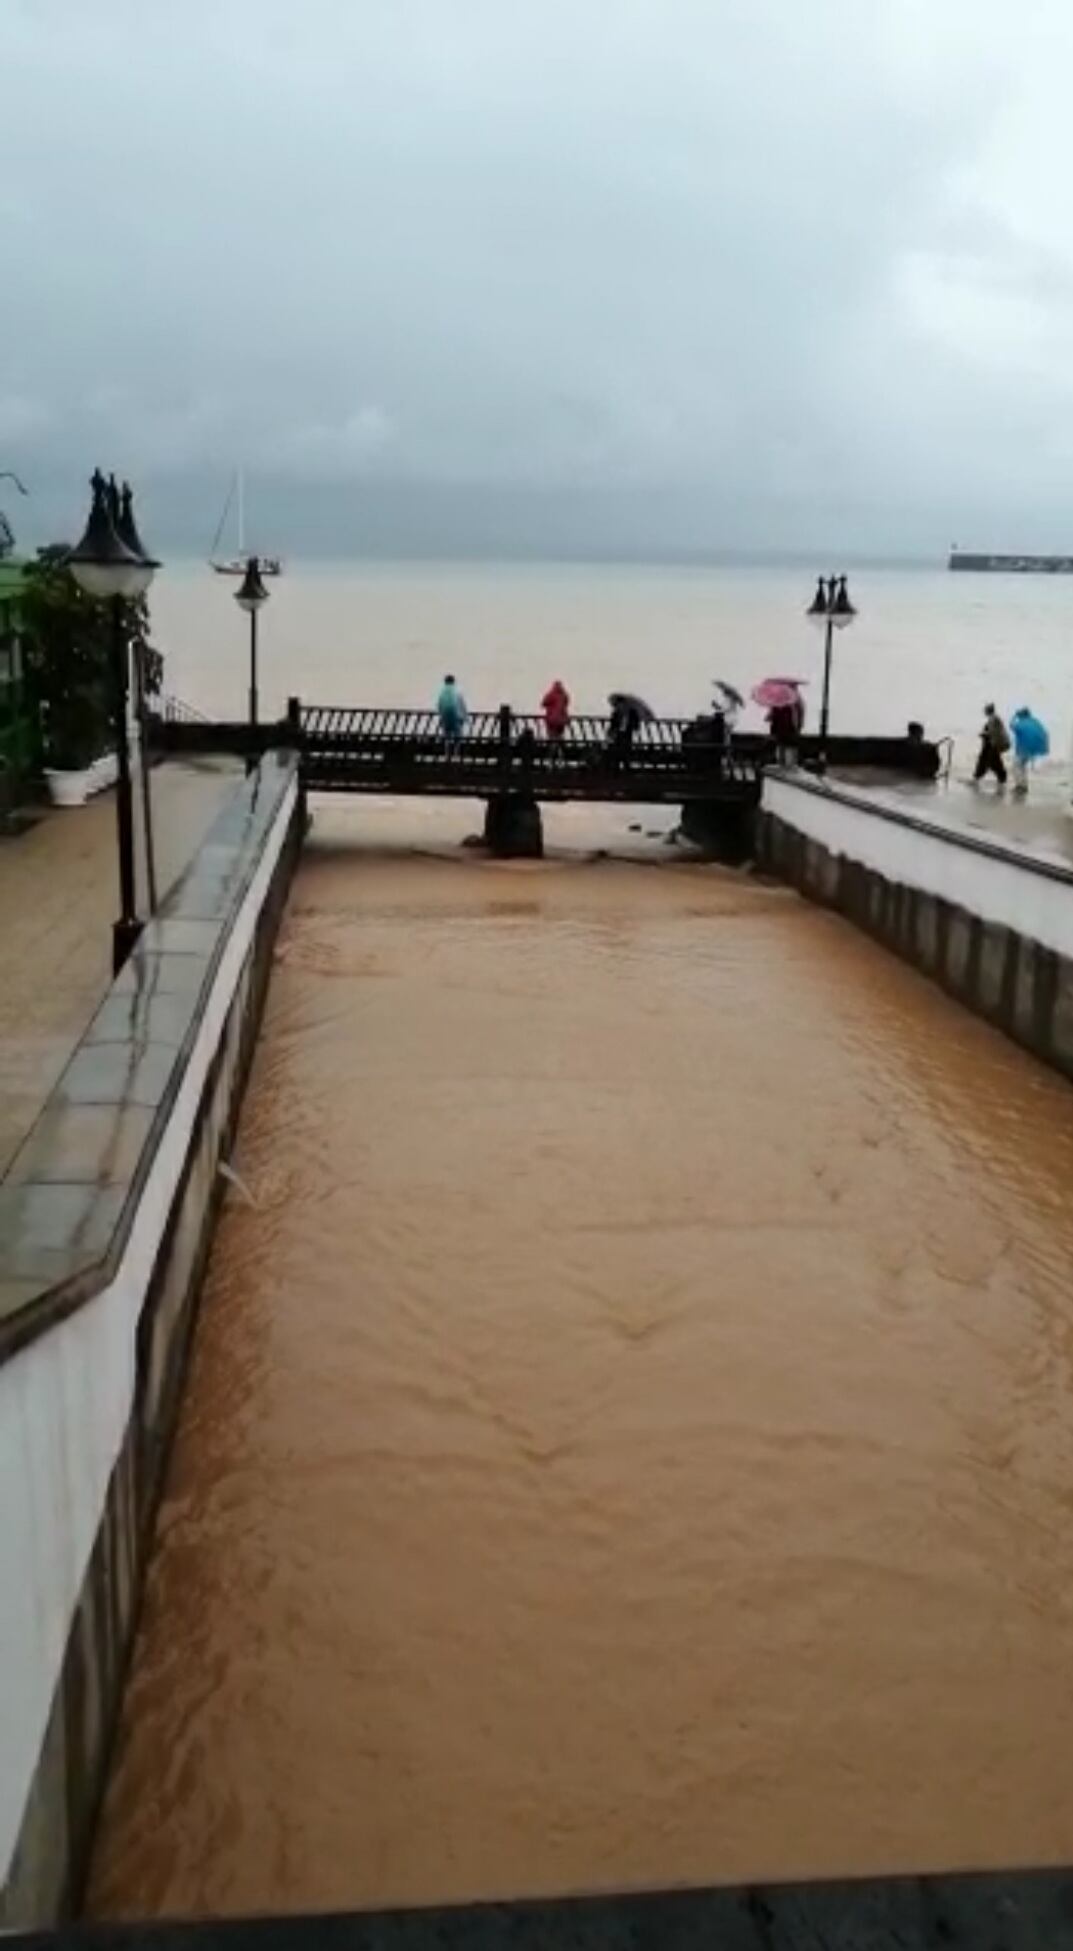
297;706;709;745
160;694;211;725
293;703;761;800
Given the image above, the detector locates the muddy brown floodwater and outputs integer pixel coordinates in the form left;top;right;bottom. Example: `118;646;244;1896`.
89;831;1073;1921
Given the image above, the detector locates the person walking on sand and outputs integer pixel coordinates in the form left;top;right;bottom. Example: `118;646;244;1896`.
974;702;1009;786
541;678;570;740
1010;706;1049;798
437;674;468;743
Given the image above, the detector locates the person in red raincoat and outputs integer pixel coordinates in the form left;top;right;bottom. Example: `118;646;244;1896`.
542;679;571;740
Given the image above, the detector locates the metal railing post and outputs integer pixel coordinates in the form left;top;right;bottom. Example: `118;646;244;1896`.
498;703;513;790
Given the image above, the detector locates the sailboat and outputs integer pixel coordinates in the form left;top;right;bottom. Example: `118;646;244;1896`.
208;469;283;576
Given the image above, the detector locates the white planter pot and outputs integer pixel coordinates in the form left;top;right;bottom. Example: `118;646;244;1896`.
88;752;117;794
45;767;93;808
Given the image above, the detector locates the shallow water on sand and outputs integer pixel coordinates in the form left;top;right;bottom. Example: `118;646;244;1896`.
89;829;1073;1919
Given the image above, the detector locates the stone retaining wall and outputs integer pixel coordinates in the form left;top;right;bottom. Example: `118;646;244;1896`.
758;774;1073;1079
0;753;303;1929
13;1865;1073;1949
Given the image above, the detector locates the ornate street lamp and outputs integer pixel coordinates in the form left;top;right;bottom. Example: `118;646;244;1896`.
67;470;143;597
234;555;269;756
67;469;159;973
806;572;857;768
114;479;159;587
114;479;161;914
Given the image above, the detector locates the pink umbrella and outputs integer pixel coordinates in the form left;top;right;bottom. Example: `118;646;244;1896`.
752;678;803;710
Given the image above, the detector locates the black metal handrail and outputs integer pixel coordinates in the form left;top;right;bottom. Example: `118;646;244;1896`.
149;702;940;802
290;701;759;804
160;694;210;725
297;705;709;744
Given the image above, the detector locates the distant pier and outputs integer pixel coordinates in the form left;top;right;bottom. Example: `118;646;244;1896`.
948;548;1073;572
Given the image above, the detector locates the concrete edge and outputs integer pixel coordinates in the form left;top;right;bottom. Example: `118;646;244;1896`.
11;1866;1073;1947
0;755;300;1365
756;803;1073;1081
773;769;1073;888
0;756;304;1929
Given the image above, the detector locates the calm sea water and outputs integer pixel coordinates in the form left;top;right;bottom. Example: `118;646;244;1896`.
152;560;1073;780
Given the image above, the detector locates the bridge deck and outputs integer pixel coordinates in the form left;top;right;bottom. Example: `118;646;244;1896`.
153;701;940;803
297;706;756;803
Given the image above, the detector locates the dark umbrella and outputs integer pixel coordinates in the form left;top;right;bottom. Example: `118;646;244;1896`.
712;679;745;711
608;691;656;722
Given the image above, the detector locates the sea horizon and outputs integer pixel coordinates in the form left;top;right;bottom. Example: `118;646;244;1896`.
136;545;948;576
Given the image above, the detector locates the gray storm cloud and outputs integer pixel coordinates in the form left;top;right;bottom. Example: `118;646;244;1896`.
4;0;1072;555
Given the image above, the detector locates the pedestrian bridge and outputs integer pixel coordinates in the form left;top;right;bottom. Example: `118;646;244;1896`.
156;701;939;807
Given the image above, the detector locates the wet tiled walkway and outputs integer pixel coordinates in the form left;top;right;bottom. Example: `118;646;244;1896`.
0;760;239;1177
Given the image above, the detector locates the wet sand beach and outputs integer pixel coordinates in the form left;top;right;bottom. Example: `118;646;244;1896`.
89;825;1073;1918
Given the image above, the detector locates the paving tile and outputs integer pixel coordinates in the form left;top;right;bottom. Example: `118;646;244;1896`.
57;1040;177;1111
6;1102;155;1188
87;989;198;1051
0;1181;124;1284
140;917;219;957
111;951;212;1002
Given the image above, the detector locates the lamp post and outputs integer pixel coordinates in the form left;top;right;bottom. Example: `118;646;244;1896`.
114;479;161;913
67;469;159;975
234;555;269;766
806;573;856;769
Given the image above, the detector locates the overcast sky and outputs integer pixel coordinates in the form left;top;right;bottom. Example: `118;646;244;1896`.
5;0;1073;557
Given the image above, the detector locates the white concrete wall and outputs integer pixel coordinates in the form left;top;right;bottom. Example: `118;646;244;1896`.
762;775;1073;960
0;773;297;1892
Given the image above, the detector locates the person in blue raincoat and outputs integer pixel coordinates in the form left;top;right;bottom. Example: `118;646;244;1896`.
1010;706;1049;797
437;674;468;743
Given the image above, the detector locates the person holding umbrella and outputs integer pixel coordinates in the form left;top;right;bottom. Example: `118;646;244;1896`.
712;680;745;729
607;691;654;768
752;677;807;767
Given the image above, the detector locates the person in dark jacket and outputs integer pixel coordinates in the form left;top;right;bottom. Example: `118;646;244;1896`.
608;693;642;769
974;703;1009;785
768;701;799;767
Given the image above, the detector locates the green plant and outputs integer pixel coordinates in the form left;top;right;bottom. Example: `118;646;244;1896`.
19;549;162;772
0;704;40;780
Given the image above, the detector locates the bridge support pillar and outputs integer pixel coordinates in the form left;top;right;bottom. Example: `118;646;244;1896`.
484;792;543;859
678;800;756;863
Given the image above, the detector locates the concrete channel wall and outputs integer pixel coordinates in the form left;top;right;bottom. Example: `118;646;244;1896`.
0;753;303;1930
758;773;1073;1075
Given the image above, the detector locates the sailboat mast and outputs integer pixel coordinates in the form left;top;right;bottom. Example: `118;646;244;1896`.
237;467;245;556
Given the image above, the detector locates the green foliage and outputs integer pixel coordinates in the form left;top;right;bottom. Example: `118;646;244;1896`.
19;550;163;771
0;710;39;826
0;707;39;779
